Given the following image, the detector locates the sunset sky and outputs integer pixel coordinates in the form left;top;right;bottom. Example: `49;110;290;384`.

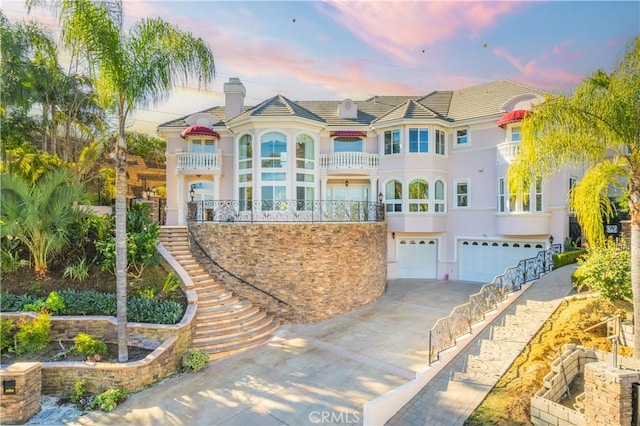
3;1;639;135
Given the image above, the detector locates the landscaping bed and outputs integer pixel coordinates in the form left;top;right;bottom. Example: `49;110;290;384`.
1;341;153;364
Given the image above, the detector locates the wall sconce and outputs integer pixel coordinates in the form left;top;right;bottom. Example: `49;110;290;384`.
345;180;349;187
549;235;554;245
145;187;153;199
392;232;395;239
189;185;195;201
378;192;383;203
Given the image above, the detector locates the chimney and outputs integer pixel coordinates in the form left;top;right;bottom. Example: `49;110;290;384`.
338;98;357;119
224;77;246;121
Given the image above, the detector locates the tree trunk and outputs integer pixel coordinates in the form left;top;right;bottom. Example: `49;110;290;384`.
115;112;128;363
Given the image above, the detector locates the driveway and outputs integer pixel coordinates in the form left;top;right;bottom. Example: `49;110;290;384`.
71;279;484;425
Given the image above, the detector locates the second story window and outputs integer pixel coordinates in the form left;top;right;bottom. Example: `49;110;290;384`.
409;128;428;153
456;129;468;145
191;139;216;153
511;126;521;142
535;177;543;212
435;129;446;155
434;180;445;212
238;134;253;211
384;129;401;155
385;179;402;212
498;178;506;212
455;180;468;207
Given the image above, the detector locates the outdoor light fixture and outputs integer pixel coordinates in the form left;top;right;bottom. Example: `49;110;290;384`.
549;235;554;245
145;187;153;199
378;192;383;203
392;232;396;239
345;180;349;187
189;186;195;201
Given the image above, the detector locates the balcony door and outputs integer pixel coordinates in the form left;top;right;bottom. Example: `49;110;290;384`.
190;181;215;221
328;184;369;221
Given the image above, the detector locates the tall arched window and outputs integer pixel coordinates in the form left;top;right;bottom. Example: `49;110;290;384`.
295;134;315;210
385;180;403;212
434;180;445;212
408;179;428;212
238;134;253;211
261;132;287;210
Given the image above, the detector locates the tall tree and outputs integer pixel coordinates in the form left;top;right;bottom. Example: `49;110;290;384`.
53;0;215;361
507;37;640;356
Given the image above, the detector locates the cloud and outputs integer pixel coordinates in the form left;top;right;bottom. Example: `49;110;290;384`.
493;47;583;89
320;1;523;63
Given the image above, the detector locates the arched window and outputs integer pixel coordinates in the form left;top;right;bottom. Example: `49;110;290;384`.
238;134;253;211
295;134;315;210
385;180;403;212
408;179;428;212
261;132;287;210
434;180;445;212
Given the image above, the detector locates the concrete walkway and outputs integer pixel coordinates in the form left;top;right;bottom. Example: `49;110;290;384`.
387;265;576;426
67;280;485;426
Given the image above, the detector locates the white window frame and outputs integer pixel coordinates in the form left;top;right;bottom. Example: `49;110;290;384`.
385;179;403;213
384;129;401;155
455;179;469;208
237;134;253;211
498;178;506;212
456;129;468;145
408;178;429;212
408;128;429;153
435;129;446;155
295;134;315;211
434;179;446;212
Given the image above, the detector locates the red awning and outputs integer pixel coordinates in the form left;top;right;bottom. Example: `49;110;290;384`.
330;131;367;138
180;125;220;139
496;110;529;128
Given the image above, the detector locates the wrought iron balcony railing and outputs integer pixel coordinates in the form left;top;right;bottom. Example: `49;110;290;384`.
187;199;385;223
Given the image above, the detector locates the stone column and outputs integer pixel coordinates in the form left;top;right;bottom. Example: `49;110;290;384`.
0;362;42;424
583;361;640;426
177;175;185;225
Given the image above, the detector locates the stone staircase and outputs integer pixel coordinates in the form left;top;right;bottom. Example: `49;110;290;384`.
159;226;279;360
451;299;560;386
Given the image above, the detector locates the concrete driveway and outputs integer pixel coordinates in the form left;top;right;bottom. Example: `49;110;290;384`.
71;279;484;426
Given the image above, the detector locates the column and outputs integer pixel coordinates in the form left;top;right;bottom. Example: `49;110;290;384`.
177;175;185;225
369;178;378;203
321;177;328;201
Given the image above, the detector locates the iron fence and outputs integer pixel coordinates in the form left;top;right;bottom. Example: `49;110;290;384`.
428;247;558;365
187;199;385;223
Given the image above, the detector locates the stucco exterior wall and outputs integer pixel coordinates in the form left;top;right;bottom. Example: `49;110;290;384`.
189;222;387;323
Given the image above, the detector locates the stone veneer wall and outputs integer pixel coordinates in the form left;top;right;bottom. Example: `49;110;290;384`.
583;361;640;426
190;222;387;323
0;363;41;425
0;298;196;396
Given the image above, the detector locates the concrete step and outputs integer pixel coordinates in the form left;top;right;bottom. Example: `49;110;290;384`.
477;339;524;361
196;303;259;323
193;315;274;342
197;289;234;303
196;310;268;334
192;321;279;356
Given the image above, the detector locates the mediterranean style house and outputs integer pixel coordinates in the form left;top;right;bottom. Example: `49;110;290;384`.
157;78;582;283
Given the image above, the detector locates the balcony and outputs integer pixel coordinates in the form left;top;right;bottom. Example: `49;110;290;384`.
496;142;520;165
319;152;379;175
175;151;223;175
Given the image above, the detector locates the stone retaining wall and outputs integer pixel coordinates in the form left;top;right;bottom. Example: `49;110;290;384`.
190;222;387;323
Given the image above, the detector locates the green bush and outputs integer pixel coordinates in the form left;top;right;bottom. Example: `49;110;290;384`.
0;319;15;353
158;272;181;300
15;313;51;355
575;238;631;300
64;259;89;282
552;249;586;269
182;348;209;372
89;388;127;412
2;290;185;324
23;291;65;314
73;333;108;357
71;379;87;406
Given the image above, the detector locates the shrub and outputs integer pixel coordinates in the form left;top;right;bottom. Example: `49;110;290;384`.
23;291;65;314
575;238;631;301
0;319;15;353
158;272;181;300
182;348;209;372
552;249;587;269
64;259;90;282
15;313;51;355
71;379;87;406
73;333;108;357
89;388;127;412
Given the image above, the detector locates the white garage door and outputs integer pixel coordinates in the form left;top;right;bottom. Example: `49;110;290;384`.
397;238;438;279
458;240;544;283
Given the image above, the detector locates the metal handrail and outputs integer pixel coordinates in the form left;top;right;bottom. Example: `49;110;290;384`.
188;230;289;306
428;248;555;365
187;199;385;223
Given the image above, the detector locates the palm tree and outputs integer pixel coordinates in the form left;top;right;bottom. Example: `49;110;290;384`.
507;37;640;356
52;0;215;361
0;168;91;277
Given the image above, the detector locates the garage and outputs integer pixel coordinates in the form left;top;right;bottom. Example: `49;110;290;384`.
397;238;438;279
458;240;545;283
